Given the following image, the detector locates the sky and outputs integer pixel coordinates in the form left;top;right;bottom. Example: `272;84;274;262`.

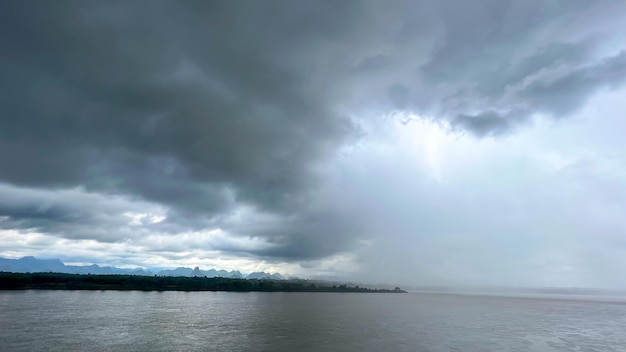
1;0;626;288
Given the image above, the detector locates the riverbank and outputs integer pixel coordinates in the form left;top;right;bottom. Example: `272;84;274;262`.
0;272;406;293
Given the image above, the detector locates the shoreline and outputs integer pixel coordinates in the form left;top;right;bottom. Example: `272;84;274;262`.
0;272;407;293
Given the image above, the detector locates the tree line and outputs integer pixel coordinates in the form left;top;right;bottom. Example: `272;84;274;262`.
0;272;406;293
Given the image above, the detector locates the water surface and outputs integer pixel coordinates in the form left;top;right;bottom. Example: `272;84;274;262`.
1;290;625;351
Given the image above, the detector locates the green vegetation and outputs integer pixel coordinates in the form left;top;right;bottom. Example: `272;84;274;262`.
0;272;406;293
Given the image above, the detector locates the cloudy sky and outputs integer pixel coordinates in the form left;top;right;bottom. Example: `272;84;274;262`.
2;0;626;288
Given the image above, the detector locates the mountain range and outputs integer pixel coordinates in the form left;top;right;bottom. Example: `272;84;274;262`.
0;256;285;280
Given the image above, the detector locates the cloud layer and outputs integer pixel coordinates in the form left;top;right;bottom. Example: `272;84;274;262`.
2;1;626;287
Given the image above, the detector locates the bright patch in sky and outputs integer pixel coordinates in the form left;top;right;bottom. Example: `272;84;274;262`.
124;212;167;226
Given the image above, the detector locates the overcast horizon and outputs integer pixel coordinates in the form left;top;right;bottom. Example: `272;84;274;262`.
2;1;626;289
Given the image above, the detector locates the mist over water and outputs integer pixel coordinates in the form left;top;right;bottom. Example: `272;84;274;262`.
2;291;625;352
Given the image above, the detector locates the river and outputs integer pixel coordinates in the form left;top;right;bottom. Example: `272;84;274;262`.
1;290;625;351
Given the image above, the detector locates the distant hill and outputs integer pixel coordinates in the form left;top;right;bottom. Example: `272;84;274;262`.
156;267;273;279
246;271;285;280
157;266;245;279
0;256;281;280
0;256;153;276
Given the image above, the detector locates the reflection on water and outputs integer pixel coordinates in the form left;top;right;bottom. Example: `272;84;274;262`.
1;290;626;351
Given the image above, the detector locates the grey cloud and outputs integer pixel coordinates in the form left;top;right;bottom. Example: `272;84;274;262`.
2;0;626;266
407;1;626;136
0;1;376;262
477;41;593;98
0;1;358;214
511;50;626;117
452;112;511;137
0;183;165;242
445;43;626;136
388;84;410;109
448;48;626;137
225;209;367;260
419;0;581;83
451;109;528;137
353;55;393;73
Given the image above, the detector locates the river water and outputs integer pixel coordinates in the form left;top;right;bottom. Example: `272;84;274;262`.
1;290;625;351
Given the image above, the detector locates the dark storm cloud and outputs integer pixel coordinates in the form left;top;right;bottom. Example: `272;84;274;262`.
0;183;163;242
451;49;626;136
0;1;358;213
451;111;518;137
402;1;626;136
215;206;370;260
512;50;626;116
2;0;626;263
450;110;528;137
